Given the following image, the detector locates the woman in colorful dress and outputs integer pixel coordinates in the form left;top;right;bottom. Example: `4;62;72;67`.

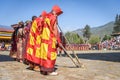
9;24;19;60
16;21;25;63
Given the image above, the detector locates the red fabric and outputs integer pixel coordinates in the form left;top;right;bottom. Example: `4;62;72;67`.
25;13;61;72
11;31;17;51
25;17;44;64
52;5;63;15
40;13;61;72
41;11;47;17
47;13;61;44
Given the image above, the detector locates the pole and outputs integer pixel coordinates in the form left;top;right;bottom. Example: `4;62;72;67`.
59;43;79;67
57;24;83;67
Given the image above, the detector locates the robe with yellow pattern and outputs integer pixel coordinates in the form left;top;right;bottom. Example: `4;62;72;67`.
40;13;61;72
25;17;43;64
26;13;61;72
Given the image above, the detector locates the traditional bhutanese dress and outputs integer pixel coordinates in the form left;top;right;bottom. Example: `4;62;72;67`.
9;30;17;59
25;17;44;64
16;27;25;61
26;14;61;72
23;24;31;60
40;13;61;72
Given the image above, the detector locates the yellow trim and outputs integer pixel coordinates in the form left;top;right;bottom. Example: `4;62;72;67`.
35;47;41;58
29;33;35;45
42;27;50;40
27;48;33;55
52;37;56;48
36;35;41;44
31;21;37;33
45;18;50;26
0;32;12;34
51;52;57;60
40;43;48;60
0;36;11;39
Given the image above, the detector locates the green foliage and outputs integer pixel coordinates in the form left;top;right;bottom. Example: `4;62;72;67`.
83;25;91;40
88;35;100;45
102;35;111;41
65;32;84;44
74;21;115;39
65;31;71;43
113;14;120;33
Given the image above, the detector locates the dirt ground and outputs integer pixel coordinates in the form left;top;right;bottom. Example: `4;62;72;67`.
0;50;120;80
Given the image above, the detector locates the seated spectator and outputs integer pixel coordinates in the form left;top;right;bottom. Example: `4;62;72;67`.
1;42;5;48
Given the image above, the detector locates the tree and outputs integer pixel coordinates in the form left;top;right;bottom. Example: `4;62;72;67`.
83;25;91;43
102;35;111;41
65;31;72;43
72;33;84;44
88;35;100;45
115;14;119;22
113;14;120;33
65;32;84;44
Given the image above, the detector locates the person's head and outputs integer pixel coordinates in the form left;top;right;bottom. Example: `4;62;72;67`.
25;20;31;26
32;16;37;21
11;24;19;30
18;21;24;28
51;5;63;16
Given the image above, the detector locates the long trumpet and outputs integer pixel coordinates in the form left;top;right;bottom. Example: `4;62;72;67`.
57;24;83;68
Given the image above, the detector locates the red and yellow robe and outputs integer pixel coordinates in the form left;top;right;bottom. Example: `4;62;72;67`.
40;13;61;72
26;13;61;72
25;17;43;64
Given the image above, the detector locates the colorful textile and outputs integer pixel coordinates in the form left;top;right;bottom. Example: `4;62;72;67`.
26;17;44;64
40;13;61;72
23;23;31;59
9;30;17;58
26;13;61;72
16;27;25;60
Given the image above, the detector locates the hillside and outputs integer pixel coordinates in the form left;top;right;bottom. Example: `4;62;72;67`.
0;25;13;31
73;21;114;38
0;25;11;28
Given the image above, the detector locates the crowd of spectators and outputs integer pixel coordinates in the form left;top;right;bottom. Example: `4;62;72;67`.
64;36;120;51
101;36;120;50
